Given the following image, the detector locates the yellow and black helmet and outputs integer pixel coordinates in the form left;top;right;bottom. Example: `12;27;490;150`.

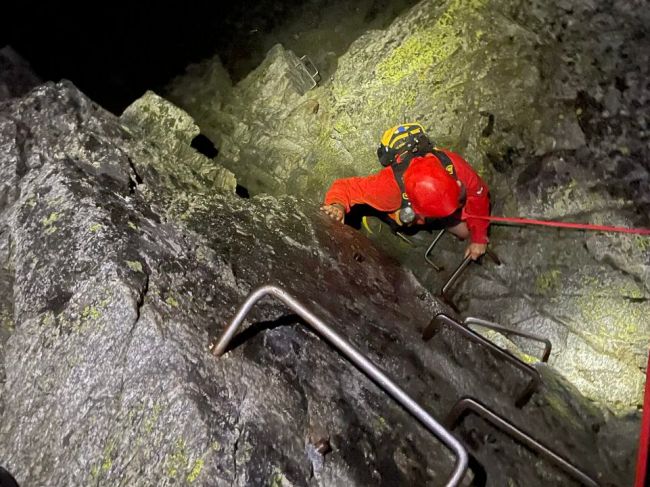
376;123;432;167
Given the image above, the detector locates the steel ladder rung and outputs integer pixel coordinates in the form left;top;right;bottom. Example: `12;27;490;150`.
445;397;599;487
463;317;552;363
423;314;541;407
212;284;469;487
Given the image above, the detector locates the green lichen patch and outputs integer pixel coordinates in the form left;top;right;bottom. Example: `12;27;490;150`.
91;438;117;479
375;0;487;84
634;235;650;252
89;222;103;233
376;26;461;83
269;469;293;487
120;90;236;195
126;260;143;273
82;305;101;320
187;458;204;483
165;296;179;308
535;269;562;294
577;293;647;354
41;211;60;226
143;402;163;434
165;438;189;479
41;211;61;234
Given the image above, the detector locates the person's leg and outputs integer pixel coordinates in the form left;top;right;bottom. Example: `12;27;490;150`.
447;221;470;240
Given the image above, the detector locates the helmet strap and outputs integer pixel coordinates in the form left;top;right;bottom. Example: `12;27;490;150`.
391;153;416;225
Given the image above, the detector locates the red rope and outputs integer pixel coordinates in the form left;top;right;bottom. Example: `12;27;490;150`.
636;350;650;487
466;214;650;236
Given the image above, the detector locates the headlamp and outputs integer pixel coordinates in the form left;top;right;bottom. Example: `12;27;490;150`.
399;206;415;225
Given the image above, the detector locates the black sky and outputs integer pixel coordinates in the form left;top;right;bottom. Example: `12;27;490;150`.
2;1;309;113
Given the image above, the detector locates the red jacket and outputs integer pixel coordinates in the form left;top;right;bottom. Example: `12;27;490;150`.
324;150;490;243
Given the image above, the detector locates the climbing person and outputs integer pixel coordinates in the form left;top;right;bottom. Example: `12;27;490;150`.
320;123;491;260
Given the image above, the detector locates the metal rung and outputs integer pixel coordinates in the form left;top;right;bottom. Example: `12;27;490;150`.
463;317;552;363
439;256;472;312
212;284;469;487
396;231;416;246
423;314;541;407
445;397;599;487
424;229;446;271
439;250;502;313
441;256;472;297
299;55;320;82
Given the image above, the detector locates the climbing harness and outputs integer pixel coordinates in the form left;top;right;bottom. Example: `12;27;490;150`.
211;284;469;487
445;397;599;487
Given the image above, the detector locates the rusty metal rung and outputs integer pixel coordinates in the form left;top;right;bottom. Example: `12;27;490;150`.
463;317;552;363
445;397;599;487
212;284;469;487
423;314;541;408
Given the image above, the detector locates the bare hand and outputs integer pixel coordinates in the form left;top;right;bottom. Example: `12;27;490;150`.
465;242;487;261
320;203;345;223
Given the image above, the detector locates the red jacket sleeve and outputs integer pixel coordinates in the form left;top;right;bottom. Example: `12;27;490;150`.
323;167;403;213
445;151;491;244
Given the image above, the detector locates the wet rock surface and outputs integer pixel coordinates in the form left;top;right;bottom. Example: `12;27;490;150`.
168;0;650;409
0;79;638;485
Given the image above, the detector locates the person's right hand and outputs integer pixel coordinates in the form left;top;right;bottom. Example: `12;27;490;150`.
320;203;345;223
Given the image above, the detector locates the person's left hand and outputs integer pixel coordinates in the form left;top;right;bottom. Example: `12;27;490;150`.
465;242;487;261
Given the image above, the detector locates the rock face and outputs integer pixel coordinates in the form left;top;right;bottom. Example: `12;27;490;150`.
0;79;638;485
166;0;650;409
121;90;237;195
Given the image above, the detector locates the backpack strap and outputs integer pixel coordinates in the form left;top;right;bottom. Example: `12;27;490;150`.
431;149;456;179
390;153;415;224
431;149;466;206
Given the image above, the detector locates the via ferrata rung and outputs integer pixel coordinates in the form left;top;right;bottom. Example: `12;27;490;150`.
445;397;599;487
212;284;470;487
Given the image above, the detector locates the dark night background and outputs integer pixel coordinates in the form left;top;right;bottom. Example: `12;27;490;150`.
1;1;332;114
